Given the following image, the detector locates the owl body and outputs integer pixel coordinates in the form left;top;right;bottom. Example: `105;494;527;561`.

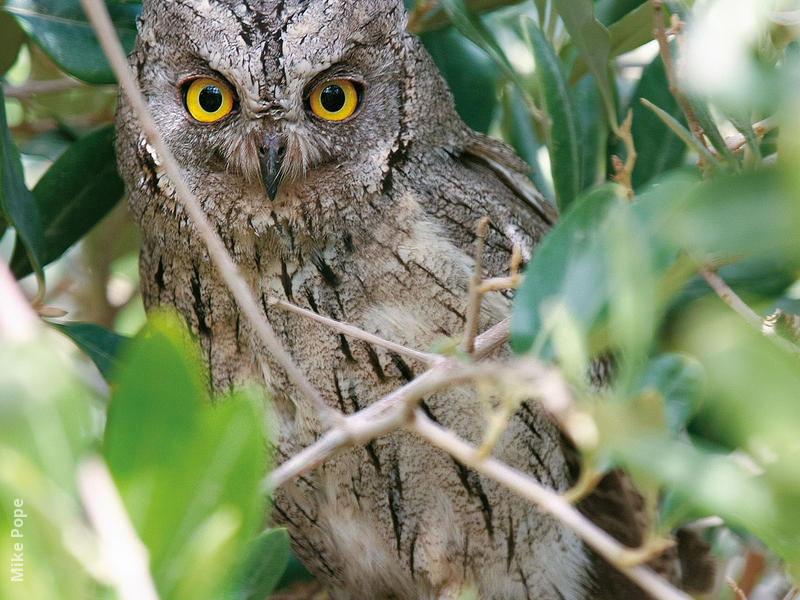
115;2;695;598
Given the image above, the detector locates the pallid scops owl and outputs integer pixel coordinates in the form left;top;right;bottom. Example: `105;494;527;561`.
115;1;712;598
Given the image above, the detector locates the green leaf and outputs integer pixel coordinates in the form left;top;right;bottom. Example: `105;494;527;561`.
552;0;617;127
640;98;718;170
570;1;661;84
661;169;800;263
0;331;96;600
0;85;45;284
104;314;268;600
0;11;26;76
681;309;800;569
499;84;554;202
410;0;526;32
571;75;607;192
593;0;649;26
237;528;291;600
50;321;128;381
687;94;739;167
419;26;498;133
4;0;140;84
636;354;704;434
510;184;624;354
10;125;125;277
626;55;688;189
617;437;777;539
523;18;580;210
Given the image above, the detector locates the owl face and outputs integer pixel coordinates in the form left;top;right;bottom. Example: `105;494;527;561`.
134;0;408;204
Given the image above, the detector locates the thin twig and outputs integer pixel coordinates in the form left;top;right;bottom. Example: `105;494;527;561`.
726;577;749;600
699;267;800;356
408;410;692;600
724;115;779;153
264;319;511;490
269;297;437;365
652;1;710;172
3;78;84;98
612;110;637;198
79;0;338;425
462;217;490;355
77;458;160;600
698;268;762;329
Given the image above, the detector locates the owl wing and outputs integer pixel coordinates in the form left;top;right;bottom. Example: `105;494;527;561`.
461;132;557;227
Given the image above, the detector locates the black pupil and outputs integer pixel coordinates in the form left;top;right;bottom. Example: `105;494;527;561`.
320;85;346;113
199;85;223;113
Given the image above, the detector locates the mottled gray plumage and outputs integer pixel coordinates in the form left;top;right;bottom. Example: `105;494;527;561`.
115;2;710;598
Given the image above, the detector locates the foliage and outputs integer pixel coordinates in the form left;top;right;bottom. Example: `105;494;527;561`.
2;0;800;598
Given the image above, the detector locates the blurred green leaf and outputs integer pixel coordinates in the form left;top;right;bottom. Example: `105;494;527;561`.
0;11;26;76
661;169;800;263
104;314;268;600
681;309;800;570
236;528;291;600
1;86;44;284
4;0;140;84
553;0;617;126
618;437;777;541
11;125;125;277
511;184;624;354
51;321;128;381
0;331;96;600
419;26;498;133
626;55;688;189
524;18;580;210
636;354;704;434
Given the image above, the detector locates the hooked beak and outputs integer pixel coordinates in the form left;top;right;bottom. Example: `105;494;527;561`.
258;133;286;201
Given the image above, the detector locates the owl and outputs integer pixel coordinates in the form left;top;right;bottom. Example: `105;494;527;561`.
115;1;712;598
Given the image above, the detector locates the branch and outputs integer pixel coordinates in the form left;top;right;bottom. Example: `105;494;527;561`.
264;319;510;490
699;267;800;356
462;217;490;355
79;0;338;425
3;78;84;98
408;410;692;600
77;458;160;600
652;1;711;172
269;296;437;365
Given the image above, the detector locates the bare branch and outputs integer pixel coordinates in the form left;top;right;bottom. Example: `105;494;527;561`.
408;410;693;600
4;78;84;98
77;457;160;600
79;0;338;425
653;1;711;172
265;319;512;490
699;267;800;356
724;115;779;153
462;217;490;356
269;297;437;365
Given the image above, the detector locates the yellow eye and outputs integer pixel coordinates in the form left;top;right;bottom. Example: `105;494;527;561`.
183;77;235;123
308;79;361;121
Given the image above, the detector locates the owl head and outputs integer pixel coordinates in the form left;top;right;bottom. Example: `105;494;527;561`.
121;0;463;214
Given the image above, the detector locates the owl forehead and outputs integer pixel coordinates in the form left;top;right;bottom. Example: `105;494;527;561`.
141;0;405;111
